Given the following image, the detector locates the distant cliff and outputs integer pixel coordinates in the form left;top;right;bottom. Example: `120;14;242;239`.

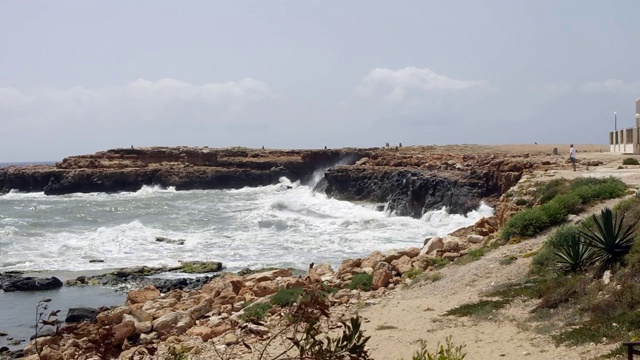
0;146;561;216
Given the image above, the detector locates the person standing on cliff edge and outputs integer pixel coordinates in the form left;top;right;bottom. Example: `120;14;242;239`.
569;144;577;171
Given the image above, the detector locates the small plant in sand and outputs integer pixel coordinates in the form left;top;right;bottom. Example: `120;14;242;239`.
409;336;467;360
622;158;639;165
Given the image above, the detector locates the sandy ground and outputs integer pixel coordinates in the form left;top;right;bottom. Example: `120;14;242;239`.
359;148;640;360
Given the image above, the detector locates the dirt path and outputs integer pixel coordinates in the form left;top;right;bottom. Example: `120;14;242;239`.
359;166;639;360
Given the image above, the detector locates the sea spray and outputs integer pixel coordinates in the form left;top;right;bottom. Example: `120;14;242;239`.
0;179;493;273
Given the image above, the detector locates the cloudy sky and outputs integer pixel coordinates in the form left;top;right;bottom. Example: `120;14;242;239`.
1;1;639;161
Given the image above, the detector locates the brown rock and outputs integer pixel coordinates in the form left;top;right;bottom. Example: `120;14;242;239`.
420;236;444;256
187;326;216;341
338;258;362;275
372;262;394;290
312;263;334;277
210;323;234;337
214;288;238;306
113;319;136;344
244;269;292;283
126;285;160;305
152;311;194;336
252;280;279;297
442;252;460;260
361;250;384;269
391;255;412;274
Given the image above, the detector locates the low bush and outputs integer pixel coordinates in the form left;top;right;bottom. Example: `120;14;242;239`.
501;177;626;240
270;287;304;307
444;299;510;317
409;336;467;360
348;273;373;291
537;179;568;204
402;267;424;280
241;302;272;322
623;158;640;165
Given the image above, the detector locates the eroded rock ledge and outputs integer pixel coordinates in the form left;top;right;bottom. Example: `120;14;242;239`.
0;145;568;215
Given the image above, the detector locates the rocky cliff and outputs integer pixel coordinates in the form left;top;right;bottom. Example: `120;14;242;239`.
0;145;566;216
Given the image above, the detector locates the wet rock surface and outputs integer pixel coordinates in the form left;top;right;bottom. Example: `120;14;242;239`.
0;274;63;292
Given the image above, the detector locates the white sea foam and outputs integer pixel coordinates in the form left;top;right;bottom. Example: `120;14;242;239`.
0;179;494;272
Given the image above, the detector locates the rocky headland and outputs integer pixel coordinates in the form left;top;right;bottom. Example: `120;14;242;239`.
0;144;581;217
0;144;617;359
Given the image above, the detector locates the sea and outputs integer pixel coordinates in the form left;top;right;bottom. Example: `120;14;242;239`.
0;161;493;349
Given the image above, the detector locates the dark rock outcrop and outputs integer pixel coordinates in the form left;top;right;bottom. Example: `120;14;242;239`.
65;308;98;324
0;147;365;195
0;146;546;216
0;274;63;292
321;156;529;217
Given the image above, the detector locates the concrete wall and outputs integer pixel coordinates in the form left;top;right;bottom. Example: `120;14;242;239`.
637;98;640;127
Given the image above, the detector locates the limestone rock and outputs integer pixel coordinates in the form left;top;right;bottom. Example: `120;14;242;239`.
126;285;160;305
420;236;444;256
467;235;484;244
361;250;384;269
442;252;460;261
113;319;136;344
372;262;394;290
152;311;194;336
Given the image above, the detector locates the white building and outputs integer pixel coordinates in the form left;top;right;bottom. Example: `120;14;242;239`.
610;98;640;153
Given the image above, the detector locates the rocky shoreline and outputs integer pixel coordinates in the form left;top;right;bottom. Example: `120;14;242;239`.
0;145;599;359
0;145;567;218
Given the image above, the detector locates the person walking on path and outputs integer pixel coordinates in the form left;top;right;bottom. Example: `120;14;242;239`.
569;144;577;171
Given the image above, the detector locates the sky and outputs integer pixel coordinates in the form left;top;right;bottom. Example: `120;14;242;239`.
1;1;639;162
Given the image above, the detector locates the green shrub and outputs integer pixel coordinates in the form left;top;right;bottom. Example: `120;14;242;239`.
501;177;626;240
548;193;582;214
241;302;272;322
444;299;510;317
571;177;626;203
501;207;550;239
402;267;424;280
348;273;373;291
409;336;467;360
623;158;640;165
537;179;568;204
270;287;304;307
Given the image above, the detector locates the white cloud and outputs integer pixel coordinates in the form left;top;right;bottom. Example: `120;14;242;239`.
0;78;273;127
579;78;640;93
542;82;573;96
356;66;486;102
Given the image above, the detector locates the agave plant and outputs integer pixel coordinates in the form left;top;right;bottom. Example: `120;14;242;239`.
553;233;594;274
579;207;637;271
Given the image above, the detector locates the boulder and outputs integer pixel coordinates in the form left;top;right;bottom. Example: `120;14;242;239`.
361;251;384;269
372;262;394;290
152;311;194;336
442;237;461;252
113;319;136;344
0;276;62;292
338;258;362;275
65;307;98;323
252;280;279;297
420;236;444;256
467;235;484;244
126;285;160;305
391;255;412;274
